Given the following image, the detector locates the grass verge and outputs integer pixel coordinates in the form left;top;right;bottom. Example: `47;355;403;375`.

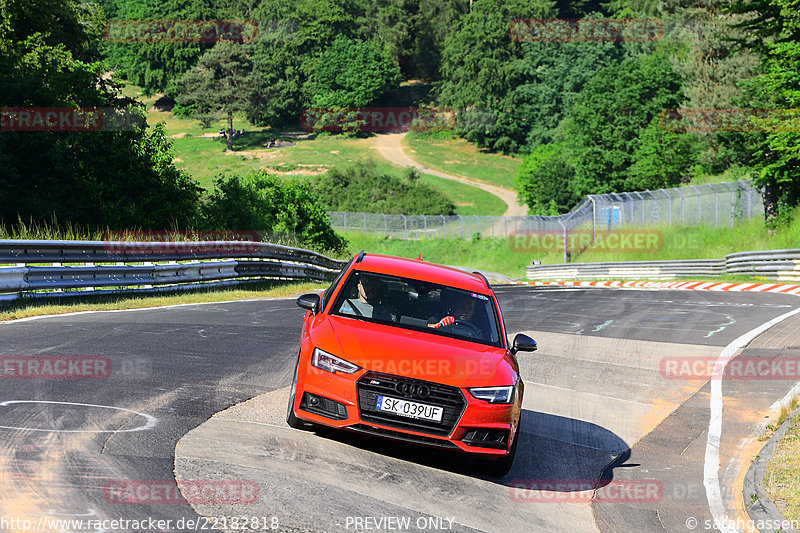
0;281;325;322
345;233;533;278
523;214;800;265
763;403;800;523
403;132;522;191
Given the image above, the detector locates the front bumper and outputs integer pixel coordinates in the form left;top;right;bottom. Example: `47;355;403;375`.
293;367;518;456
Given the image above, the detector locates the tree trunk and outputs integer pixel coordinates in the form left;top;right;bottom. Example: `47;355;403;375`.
226;112;234;152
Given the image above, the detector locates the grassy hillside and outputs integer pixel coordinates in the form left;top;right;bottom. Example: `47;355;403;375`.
121;84;508;215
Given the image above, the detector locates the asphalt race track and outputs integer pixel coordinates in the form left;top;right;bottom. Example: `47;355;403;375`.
1;287;799;532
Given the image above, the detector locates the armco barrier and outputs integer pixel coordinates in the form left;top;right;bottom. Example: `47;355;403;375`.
0;240;348;302
526;249;800;281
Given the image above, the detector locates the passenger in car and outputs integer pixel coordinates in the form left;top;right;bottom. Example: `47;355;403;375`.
340;274;395;321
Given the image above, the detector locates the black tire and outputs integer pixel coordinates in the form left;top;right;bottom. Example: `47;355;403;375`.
478;416;521;478
286;357;307;430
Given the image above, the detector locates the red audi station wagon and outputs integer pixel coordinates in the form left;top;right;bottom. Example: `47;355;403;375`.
288;251;537;476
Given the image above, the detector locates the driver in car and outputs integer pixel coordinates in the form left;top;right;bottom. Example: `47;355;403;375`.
428;291;481;338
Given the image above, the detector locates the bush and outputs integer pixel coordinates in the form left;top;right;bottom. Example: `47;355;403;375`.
515;143;580;215
202;172;347;253
313;160;456;215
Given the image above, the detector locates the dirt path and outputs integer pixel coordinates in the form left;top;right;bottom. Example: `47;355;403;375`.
369;132;527;216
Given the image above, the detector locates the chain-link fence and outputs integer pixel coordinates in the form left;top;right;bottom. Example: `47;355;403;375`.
328;180;763;240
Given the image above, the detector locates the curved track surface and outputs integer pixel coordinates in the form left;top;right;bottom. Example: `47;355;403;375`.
1;288;798;532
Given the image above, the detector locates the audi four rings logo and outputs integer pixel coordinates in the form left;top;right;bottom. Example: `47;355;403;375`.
395;381;430;398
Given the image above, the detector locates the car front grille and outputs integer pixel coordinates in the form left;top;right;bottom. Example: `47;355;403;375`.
356;371;466;436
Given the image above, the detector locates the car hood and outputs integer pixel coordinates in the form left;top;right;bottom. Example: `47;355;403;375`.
311;315;515;388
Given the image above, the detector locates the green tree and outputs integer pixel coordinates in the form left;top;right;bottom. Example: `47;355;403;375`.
725;0;800;222
437;0;558;153
306;35;401;108
514;35;623;148
176;42;254;152
103;0;223;95
628;117;703;190
0;2;201;230
565;53;686;196
515;143;579;214
203;172;347;253
246;0;358;128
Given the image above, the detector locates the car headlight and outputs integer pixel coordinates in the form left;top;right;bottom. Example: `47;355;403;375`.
468;385;515;404
311;348;361;374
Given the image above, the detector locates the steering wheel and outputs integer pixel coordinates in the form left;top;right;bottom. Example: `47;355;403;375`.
449;319;483;339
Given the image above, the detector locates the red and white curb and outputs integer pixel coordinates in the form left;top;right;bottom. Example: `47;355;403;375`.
508;280;800;295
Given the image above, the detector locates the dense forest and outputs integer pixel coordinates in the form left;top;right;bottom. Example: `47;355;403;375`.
1;0;799;246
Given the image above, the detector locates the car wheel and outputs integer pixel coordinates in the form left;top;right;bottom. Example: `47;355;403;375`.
286;357;308;430
478;416;521;478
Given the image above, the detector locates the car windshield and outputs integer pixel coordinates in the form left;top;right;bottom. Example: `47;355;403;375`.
330;270;502;348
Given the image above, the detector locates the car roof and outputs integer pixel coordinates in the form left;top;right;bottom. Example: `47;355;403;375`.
353;253;490;293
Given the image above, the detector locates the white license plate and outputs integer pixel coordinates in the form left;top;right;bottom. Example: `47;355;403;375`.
376;395;443;422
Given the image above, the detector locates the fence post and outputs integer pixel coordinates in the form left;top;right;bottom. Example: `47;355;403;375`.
720;182;735;227
424;215;428;239
634;191;646;225
442;215;446;238
460;215;464;238
402;215;408;240
662;189;672;224
675;188;684;224
708;184;718;225
343;212;347;231
589;196;597;243
689;185;702;224
557;219;568;263
363;212;367;234
475;215;480;235
383;214;387;237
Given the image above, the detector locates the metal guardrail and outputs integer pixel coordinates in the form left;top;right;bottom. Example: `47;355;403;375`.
526;249;800;281
0;240;348;302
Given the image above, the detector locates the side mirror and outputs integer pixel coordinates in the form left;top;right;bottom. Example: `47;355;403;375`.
511;333;537;354
296;293;321;313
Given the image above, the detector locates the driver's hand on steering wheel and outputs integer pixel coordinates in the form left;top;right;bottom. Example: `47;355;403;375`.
430;316;455;328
